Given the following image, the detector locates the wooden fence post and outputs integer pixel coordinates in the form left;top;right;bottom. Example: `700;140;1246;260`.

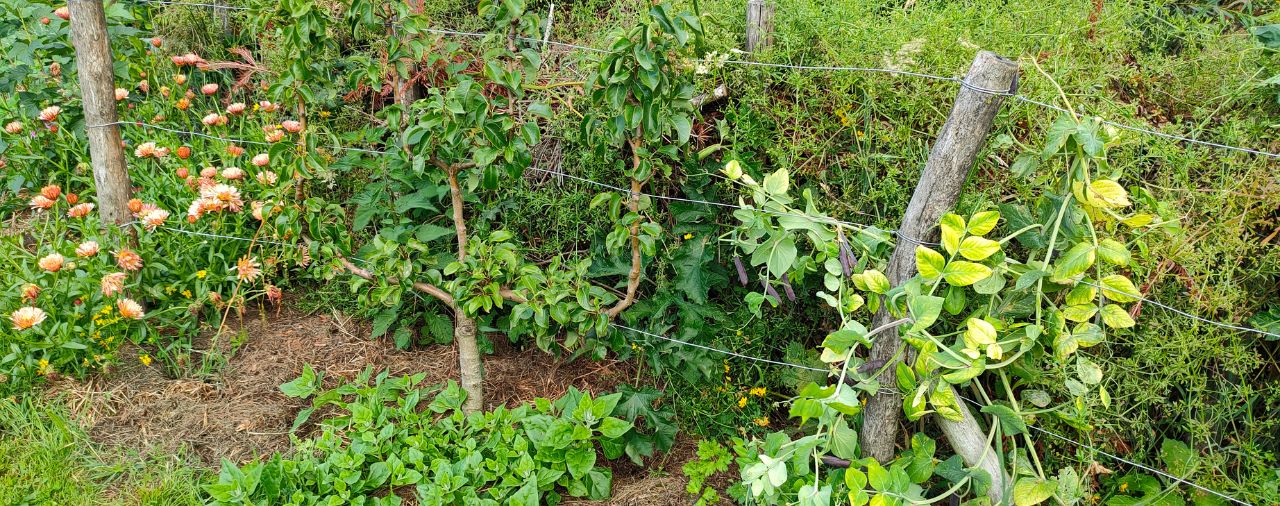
68;0;133;226
745;0;774;53
857;51;1018;503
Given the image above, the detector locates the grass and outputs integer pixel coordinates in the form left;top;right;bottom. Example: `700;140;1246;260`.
0;398;205;506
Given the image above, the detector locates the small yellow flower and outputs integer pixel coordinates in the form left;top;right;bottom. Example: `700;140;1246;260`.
139;354;152;366
753;417;770;427
1119;483;1128;493
37;358;50;375
737;397;747;408
195;270;207;279
856;130;866;139
165;285;176;294
182;289;192;298
750;387;767;397
318;110;331;118
253;103;260;111
682;233;693;240
723;363;730;373
736;330;742;336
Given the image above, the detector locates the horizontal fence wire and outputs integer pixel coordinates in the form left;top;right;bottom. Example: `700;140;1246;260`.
143;222;1252;506
133;0;249;10
1079;280;1280;340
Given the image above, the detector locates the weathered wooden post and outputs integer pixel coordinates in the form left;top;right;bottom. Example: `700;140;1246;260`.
745;0;774;53
857;51;1018;503
68;0;133;225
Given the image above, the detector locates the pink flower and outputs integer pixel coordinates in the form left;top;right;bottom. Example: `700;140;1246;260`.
221;167;244;180
258;101;278;113
10;306;47;330
38;253;65;272
29;195;55;211
141;208;169;231
117;298;145;319
281;120;302;133
200;83;219;95
21;284;40;301
256;170;278;186
115;249;143;271
100;272;127;296
53;6;69;20
227;102;246;114
115;88;129;101
75;241;99;257
4;121;22;134
226;144;244;156
66;202;94;218
264;129;284;143
201;113;227;126
251;153;269;167
200;166;218;178
134;141;161;158
38;106;61;122
232;255;261;283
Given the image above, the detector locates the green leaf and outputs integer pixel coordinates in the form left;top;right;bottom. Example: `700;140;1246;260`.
964;318;998;346
672;237;715;304
940;214;966;254
915;246;945;280
828;417;859;459
1052;243;1096;281
981;404;1027;436
762;168;790;196
958;236;1001;261
1011;153;1040;177
1160;439;1198;476
598;417;633;439
279;364;318;398
1013;477;1057;506
1097;239;1131;266
908;295;944;331
567;445;596;479
1101;304;1135;328
528;102;553;118
765;235;797;278
943;261;992;286
1099;275;1139;303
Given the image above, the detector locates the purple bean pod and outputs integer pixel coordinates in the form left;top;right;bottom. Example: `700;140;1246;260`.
734;255;748;286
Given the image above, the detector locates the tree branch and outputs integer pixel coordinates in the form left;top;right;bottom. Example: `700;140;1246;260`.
334;253;456;309
605;135;645;319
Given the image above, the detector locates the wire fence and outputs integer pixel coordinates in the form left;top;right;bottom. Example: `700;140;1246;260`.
123;221;1254;506
59;3;1276;504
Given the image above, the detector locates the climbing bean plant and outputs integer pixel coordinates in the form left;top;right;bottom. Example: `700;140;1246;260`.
719;113;1178;505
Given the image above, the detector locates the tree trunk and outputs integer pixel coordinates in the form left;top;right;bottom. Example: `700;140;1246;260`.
857;51;1017;503
455;309;483;413
68;0;132;226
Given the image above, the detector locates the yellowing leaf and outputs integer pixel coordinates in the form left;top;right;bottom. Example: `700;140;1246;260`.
958;236;1001;261
916;246;945;280
940;213;965;255
964;318;998;346
1097;239;1131;266
762;168;789;196
863;269;891;294
1013;478;1058;506
943;261;992;286
967;210;1001;236
1088;180;1131;208
1099;275;1140;303
1101;304;1135;328
1121;213;1154;228
1052;243;1095;281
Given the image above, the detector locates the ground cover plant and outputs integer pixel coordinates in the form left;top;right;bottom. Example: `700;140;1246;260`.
1;0;1279;504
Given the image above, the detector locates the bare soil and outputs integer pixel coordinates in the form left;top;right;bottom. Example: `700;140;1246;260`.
48;299;711;504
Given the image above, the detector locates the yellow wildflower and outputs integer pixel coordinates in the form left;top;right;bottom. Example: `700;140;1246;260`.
195;270;207;279
737;397;747;408
139;354;152;366
682;233;693;240
182;289;193;298
37;359;50;375
1119;483;1128;493
753;417;770;427
318;110;331;118
750;387;767;397
165;285;176;294
630;342;638;351
723;362;730;373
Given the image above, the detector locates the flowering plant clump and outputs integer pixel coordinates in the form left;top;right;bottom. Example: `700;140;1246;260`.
0;14;346;391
